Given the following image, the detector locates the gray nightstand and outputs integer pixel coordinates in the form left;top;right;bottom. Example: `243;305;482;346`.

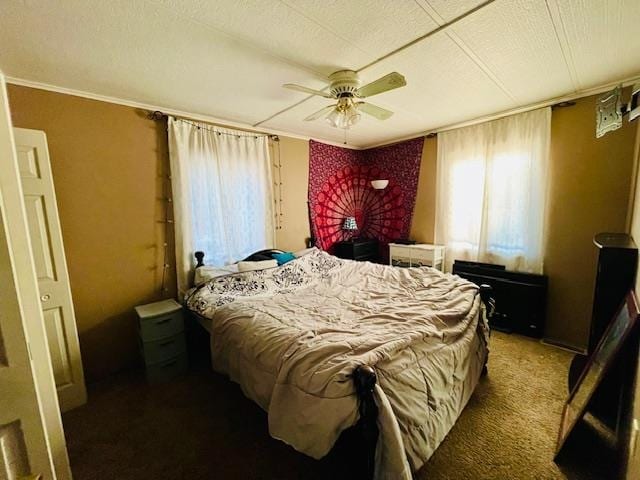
134;299;187;382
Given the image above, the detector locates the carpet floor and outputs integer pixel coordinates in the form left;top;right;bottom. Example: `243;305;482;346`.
62;332;604;479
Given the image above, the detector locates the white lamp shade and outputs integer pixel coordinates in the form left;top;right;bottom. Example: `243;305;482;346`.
371;179;389;190
343;217;358;231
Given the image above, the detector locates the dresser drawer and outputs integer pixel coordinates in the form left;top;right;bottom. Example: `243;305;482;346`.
146;352;188;383
389;244;414;257
412;248;443;263
141;332;186;365
139;310;184;342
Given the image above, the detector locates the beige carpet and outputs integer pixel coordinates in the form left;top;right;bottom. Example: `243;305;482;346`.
63;332;595;479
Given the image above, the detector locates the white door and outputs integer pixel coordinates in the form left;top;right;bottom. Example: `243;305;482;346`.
13;128;86;413
0;199;50;480
0;72;71;479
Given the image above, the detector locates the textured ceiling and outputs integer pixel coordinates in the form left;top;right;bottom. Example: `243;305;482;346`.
1;0;639;148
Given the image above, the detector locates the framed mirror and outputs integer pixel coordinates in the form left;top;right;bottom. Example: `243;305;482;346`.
555;291;640;457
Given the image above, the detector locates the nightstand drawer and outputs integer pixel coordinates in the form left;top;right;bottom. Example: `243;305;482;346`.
146;352;188;383
141;332;186;365
139;311;184;342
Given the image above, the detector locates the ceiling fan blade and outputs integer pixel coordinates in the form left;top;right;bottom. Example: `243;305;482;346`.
283;83;333;98
304;105;336;121
356;72;406;98
357;102;394;120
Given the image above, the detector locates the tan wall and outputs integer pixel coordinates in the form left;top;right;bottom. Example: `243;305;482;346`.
7;84;310;381
544;93;637;350
274;136;310;251
410;135;437;243
8;85;176;381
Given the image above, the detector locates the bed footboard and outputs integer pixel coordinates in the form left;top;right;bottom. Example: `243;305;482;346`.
479;284;495;318
353;365;378;480
478;284;495;376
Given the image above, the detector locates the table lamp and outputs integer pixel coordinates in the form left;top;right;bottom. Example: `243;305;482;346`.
343;216;358;240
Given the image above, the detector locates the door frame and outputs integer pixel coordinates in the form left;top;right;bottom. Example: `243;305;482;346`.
0;70;72;479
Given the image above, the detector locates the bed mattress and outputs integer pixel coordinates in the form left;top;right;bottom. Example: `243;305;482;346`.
186;248;489;479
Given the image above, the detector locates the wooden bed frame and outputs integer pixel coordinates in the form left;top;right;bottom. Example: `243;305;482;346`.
190;249;495;479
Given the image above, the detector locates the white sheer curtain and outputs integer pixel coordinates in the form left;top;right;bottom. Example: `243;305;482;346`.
168;117;275;295
435;108;551;273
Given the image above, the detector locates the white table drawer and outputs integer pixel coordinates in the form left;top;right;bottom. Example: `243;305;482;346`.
139;310;184;342
389;245;416;257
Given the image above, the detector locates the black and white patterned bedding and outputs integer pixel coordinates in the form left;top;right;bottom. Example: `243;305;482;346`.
185;248;344;315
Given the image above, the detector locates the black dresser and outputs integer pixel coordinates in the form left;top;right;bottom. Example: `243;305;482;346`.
588;233;637;351
452;260;548;338
334;239;379;262
567;233;637;429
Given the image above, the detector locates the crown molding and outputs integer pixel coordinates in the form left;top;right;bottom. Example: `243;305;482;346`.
364;74;640;149
9;74;639;152
6;76;364;150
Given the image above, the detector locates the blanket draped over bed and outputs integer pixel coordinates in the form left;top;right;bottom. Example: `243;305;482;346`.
186;249;489;479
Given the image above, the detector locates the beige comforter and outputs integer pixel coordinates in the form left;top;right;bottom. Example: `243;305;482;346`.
186;248;489;479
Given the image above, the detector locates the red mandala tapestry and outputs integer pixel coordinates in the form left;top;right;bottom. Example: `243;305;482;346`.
308;138;424;252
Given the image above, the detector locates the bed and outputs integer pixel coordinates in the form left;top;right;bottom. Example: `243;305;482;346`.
185;247;494;479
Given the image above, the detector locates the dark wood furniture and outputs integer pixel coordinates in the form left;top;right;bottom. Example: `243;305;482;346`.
189;249;495;479
567;233;638;431
452;260;547;338
334;238;379;262
587;233;637;352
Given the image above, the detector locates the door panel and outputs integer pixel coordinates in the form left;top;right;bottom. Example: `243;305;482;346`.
16;145;41;179
42;307;72;387
23;194;57;282
14;127;87;413
0;421;30;478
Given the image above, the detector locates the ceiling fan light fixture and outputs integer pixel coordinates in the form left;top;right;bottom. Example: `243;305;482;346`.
326;98;361;129
290;70;404;129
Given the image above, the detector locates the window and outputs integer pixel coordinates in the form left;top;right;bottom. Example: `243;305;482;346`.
168;118;275;295
436;108;551;273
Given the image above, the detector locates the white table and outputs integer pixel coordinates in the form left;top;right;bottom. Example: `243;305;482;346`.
388;243;445;271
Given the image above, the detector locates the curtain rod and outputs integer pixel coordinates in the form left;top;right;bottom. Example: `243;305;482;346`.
147;110;279;140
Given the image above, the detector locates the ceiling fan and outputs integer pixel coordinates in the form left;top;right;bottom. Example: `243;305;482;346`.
283;70;406;129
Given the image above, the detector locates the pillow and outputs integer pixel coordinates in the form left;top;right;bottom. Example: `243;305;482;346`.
245;253;274;261
293;247;316;258
194;264;239;286
237;259;278;272
272;251;296;265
